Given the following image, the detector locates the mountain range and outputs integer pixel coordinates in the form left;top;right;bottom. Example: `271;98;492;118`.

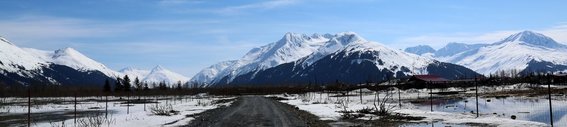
192;32;481;86
0;36;188;86
405;31;567;75
4;30;563;87
119;66;189;84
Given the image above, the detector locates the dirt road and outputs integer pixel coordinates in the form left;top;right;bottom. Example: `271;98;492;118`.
186;95;328;127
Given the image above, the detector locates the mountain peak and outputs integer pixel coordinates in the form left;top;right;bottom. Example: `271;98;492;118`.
144;65;189;84
282;32;308;42
499;31;560;47
52;47;86;59
405;45;436;55
151;65;166;72
119;67;139;72
334;32;366;43
0;36;14;45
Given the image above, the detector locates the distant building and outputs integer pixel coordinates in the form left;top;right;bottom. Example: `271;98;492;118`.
407;75;449;88
552;74;567;84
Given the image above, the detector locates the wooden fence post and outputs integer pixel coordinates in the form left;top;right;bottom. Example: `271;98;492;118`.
28;88;31;127
548;75;554;127
475;77;479;118
105;93;108;118
74;93;77;124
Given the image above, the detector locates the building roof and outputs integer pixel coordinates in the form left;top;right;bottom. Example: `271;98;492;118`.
411;75;449;82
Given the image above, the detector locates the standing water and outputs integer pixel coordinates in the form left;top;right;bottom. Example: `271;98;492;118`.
411;96;567;126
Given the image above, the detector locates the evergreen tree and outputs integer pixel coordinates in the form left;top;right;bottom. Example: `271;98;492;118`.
103;79;111;93
143;82;149;91
115;77;123;92
151;82;158;90
123;75;131;92
176;81;182;91
134;77;141;91
159;81;167;90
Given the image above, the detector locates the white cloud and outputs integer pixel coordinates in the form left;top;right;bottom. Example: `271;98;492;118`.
0;16;119;46
393;25;567;49
218;0;298;14
158;0;205;5
160;0;299;15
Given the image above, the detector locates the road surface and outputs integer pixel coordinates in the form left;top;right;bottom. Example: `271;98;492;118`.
186;95;327;127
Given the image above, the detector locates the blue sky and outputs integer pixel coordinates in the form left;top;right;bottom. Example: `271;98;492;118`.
1;0;567;77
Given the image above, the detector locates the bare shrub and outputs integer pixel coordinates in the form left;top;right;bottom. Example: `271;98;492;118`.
76;113;116;127
356;107;374;114
374;90;395;116
49;114;115;127
338;110;364;119
150;104;179;116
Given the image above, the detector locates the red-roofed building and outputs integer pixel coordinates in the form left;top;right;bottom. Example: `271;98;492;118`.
407;75;449;88
410;75;449;82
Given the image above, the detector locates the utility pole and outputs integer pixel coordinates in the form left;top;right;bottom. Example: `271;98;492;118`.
28;88;31;127
429;81;433;112
548;74;554;127
105;93;108;118
74;93;77;124
475;77;479;118
398;81;401;109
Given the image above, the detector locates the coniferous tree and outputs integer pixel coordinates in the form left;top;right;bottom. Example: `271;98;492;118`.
176;81;182;91
123;75;131;92
159;81;167;90
115;77;124;92
103;79;111;93
134;77;141;91
143;82;149;91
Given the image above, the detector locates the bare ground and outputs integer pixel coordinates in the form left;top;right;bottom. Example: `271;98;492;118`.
185;95;329;127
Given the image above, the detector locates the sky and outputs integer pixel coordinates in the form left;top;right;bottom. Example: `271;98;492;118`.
1;0;567;77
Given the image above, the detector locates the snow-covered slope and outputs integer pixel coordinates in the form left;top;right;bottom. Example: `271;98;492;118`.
143;65;189;84
300;32;364;66
193;32;334;85
339;40;434;74
406;31;567;75
119;67;150;80
119;65;189;84
0;36;115;86
23;47;122;77
434;43;487;58
404;45;436;55
191;32;386;85
448;31;567;75
189;60;236;87
0;36;48;73
212;32;480;86
1;36;119;76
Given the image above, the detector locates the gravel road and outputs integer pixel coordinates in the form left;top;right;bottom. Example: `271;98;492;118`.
186;95;328;127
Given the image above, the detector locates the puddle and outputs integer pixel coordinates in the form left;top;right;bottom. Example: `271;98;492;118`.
412;96;567;126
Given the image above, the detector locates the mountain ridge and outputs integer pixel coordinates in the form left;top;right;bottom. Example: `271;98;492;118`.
405;31;567;75
197;32;481;86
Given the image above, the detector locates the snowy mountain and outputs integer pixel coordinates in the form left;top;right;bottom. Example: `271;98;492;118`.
406;31;567;75
192;32;335;85
404;45;435;55
119;67;150;80
434;43;487;58
189;60;236;87
448;31;567;75
119;66;189;85
24;47;121;77
192;32;382;85
199;32;480;86
0;36;115;86
143;65;189;84
404;43;487;59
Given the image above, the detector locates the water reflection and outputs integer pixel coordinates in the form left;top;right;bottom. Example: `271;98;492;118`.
411;96;567;126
